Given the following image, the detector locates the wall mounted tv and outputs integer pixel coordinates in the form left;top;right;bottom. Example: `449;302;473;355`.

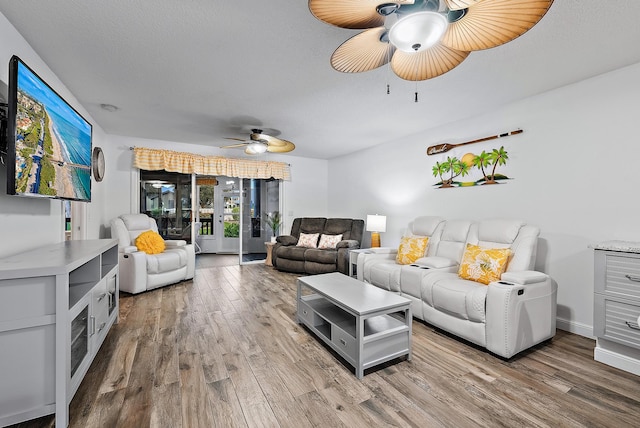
6;55;92;202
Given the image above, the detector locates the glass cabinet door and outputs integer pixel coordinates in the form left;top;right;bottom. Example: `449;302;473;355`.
107;274;117;317
70;305;89;378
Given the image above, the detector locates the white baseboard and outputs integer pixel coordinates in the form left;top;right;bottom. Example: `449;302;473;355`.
556;319;640;376
555;317;594;339
594;347;640;376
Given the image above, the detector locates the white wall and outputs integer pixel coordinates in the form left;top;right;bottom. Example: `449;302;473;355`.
328;62;640;337
105;135;329;237
0;12;111;258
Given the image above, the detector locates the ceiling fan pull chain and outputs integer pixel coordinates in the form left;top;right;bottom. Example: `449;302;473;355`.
386;41;392;95
414;68;419;102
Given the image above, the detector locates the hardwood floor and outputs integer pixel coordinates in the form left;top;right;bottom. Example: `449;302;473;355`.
14;262;640;427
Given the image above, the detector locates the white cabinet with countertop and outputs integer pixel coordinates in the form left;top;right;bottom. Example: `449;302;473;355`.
592;240;640;376
0;239;119;427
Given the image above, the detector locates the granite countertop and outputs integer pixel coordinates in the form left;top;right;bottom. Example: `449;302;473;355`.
590;240;640;253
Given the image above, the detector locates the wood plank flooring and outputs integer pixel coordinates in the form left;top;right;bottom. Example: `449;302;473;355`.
13;261;640;427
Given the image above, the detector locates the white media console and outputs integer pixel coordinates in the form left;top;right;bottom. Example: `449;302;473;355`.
0;239;119;427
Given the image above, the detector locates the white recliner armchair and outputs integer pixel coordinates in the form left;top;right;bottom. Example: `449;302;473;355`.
110;214;196;294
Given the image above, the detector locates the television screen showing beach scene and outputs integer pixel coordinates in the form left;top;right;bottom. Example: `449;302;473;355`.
11;57;92;201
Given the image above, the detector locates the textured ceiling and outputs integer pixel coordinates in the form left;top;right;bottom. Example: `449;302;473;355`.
1;0;639;159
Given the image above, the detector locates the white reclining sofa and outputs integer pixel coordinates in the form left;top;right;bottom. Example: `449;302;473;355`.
111;214;196;294
357;217;557;358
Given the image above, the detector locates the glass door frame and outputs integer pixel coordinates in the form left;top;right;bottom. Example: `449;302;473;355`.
137;169;284;265
192;175;217;254
139;170;193;242
218;176;241;254
239;178;282;265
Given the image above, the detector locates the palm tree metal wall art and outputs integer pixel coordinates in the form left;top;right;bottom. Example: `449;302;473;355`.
432;146;510;188
429;129;521;189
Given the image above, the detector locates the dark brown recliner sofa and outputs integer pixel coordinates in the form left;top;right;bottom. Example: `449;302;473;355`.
273;217;364;275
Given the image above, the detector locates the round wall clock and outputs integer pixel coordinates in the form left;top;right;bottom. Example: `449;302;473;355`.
92;146;105;182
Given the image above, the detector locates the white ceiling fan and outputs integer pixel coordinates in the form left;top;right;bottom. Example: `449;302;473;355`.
221;128;296;155
309;0;554;81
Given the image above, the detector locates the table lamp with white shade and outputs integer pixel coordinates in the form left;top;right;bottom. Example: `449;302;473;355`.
366;215;387;248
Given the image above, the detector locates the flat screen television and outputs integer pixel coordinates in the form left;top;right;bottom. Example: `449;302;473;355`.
5;55;92;202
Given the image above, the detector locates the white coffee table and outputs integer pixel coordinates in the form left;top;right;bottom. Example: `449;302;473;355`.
297;272;412;378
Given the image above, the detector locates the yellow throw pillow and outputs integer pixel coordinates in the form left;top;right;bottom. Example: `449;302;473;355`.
458;244;511;285
135;230;166;254
396;236;429;265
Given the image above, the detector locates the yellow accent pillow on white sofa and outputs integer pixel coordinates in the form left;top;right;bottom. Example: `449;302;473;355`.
396;236;429;265
458;244;511;285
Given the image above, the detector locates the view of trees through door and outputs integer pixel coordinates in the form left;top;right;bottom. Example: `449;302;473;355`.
195;176;241;254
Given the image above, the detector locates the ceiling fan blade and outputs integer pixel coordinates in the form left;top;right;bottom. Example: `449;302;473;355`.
266;141;296;153
444;0;482;11
441;0;554;51
220;143;248;149
391;43;469;81
331;27;394;73
248;132;295;153
309;0;415;29
225;137;248;142
253;134;284;146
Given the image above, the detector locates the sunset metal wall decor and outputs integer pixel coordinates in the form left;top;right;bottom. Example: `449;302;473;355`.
429;129;522;188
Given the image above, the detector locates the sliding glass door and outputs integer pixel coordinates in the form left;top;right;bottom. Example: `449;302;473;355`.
217;176;241;253
140;170;281;264
240;178;280;264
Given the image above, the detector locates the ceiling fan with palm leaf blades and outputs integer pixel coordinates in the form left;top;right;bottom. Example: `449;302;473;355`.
221;129;296;155
309;0;554;82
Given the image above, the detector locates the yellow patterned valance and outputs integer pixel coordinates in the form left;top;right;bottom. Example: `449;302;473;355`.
133;147;290;180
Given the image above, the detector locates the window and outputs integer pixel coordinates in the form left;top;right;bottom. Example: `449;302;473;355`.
197;179;215;236
140;170;192;242
63;200;71;241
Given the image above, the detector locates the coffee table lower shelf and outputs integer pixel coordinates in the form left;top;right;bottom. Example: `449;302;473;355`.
297;277;412;379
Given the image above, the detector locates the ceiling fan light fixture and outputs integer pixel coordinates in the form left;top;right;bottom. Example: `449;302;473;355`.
388;11;448;53
247;142;268;154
